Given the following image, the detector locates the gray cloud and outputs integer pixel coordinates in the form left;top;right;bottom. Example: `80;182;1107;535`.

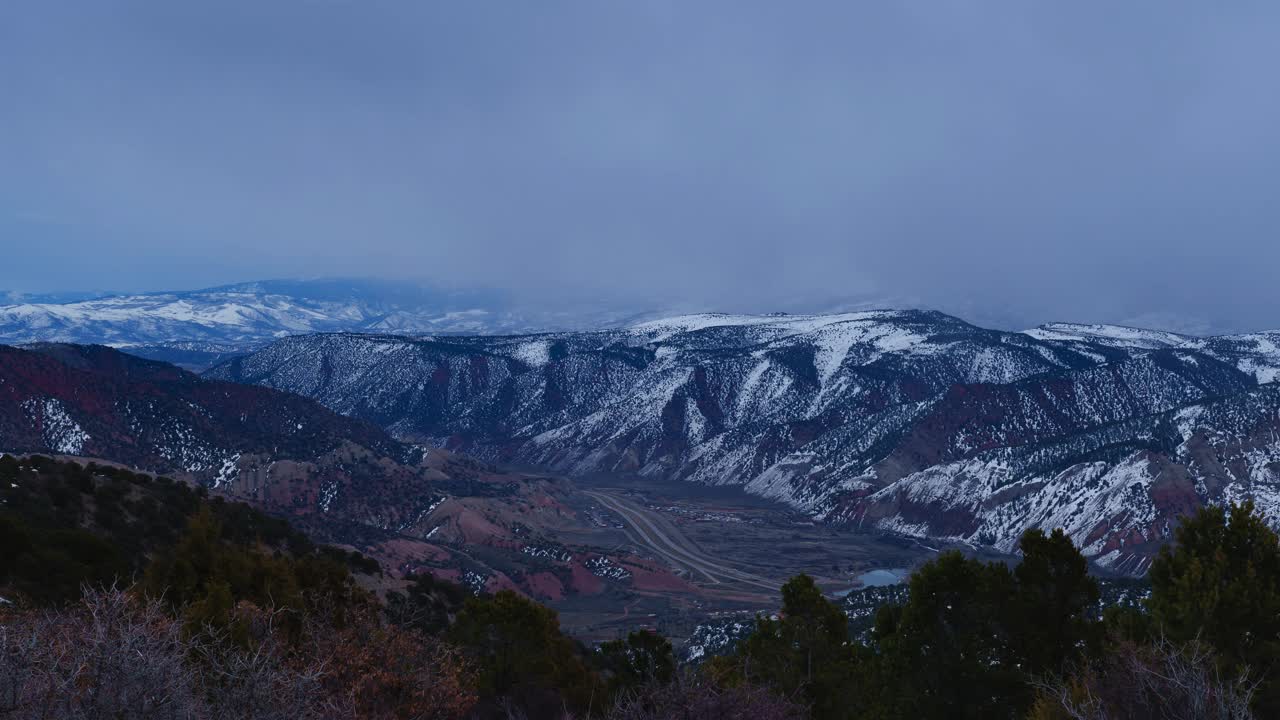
3;2;1279;332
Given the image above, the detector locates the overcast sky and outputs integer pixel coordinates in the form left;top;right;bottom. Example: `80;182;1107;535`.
3;2;1279;332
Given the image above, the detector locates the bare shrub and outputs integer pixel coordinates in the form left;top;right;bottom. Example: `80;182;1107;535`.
305;604;477;720
605;673;805;720
1;588;477;720
0;586;201;720
192;601;350;720
1031;638;1257;720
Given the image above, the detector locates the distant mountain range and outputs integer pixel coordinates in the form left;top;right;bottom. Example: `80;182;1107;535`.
205;311;1280;574
0;279;670;368
5;278;1280;576
7;279;1252;372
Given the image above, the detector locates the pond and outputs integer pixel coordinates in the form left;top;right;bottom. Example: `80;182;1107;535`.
832;567;910;597
856;567;909;587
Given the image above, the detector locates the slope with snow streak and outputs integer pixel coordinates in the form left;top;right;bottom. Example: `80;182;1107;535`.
839;384;1280;573
1025;323;1192;350
1028;323;1280;383
1188;332;1280;384
210;310;1280;573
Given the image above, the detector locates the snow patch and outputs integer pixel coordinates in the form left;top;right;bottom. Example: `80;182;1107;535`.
22;398;90;455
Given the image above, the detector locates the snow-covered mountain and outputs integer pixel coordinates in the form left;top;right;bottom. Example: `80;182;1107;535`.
0;279;656;360
1024;322;1193;350
206;311;1280;573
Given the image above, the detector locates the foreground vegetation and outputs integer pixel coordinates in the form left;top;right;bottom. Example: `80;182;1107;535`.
2;455;1277;719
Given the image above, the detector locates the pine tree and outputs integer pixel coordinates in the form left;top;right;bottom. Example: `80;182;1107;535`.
448;589;600;717
1011;528;1102;676
1148;500;1280;713
874;552;1023;719
734;574;860;719
598;629;676;697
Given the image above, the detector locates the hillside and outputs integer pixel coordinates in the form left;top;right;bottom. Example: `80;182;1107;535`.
206;310;1280;572
0;453;377;605
0;344;710;619
0;343;445;528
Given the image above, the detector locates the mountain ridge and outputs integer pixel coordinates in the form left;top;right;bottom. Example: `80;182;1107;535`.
0;342;709;607
8;278;1268;365
205;310;1280;574
0;278;665;354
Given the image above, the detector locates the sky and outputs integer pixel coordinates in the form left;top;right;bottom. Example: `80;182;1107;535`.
3;2;1280;332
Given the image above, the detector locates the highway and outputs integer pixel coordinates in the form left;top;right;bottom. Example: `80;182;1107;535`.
583;490;780;593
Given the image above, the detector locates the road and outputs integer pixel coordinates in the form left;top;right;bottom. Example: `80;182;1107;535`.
583;490;780;594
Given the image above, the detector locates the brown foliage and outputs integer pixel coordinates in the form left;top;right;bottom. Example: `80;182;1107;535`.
307;604;477;720
1030;638;1257;720
0;587;477;720
0;586;200;720
604;672;806;720
194;601;347;720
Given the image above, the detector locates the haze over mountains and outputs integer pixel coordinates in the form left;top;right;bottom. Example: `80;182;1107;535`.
0;279;640;346
0;279;1258;368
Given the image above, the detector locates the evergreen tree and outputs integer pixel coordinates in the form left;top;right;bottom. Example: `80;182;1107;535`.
387;571;469;636
598;629;676;696
873;552;1023;719
448;589;601;718
871;532;1101;719
732;574;861;719
1011;528;1102;676
1148;500;1280;713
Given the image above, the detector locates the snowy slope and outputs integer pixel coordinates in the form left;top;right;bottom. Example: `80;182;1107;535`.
206;309;1280;573
1186;332;1280;384
1028;323;1280;383
1025;322;1192;349
839;383;1280;573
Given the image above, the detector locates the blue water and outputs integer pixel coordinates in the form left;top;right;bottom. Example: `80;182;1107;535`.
856;568;909;587
832;568;910;597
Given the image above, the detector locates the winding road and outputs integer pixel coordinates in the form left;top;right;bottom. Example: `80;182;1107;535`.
584;490;779;593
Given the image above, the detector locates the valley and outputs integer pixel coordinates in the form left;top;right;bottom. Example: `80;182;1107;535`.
524;472;940;642
0;339;942;647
